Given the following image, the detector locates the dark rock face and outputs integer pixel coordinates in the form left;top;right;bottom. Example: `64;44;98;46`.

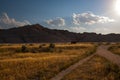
0;24;120;43
78;33;120;42
0;24;78;43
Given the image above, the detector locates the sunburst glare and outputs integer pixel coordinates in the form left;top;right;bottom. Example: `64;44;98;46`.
115;0;120;15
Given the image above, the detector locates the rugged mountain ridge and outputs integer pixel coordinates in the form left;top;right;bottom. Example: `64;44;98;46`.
0;24;120;43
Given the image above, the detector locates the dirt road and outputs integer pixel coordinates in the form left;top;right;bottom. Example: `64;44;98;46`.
96;45;120;67
50;45;120;80
50;54;95;80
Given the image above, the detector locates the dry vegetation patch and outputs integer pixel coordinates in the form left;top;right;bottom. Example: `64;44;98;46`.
109;43;120;55
0;43;96;80
62;55;120;80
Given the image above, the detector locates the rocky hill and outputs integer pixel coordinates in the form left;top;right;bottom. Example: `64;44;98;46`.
0;24;120;43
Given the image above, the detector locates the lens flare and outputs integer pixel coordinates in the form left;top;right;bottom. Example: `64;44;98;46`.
115;0;120;15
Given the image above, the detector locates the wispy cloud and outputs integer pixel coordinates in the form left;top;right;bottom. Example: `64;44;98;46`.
45;17;65;26
73;12;115;25
0;13;31;29
43;12;117;34
69;26;86;33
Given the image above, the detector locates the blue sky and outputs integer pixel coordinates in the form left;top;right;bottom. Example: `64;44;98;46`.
0;0;119;34
0;0;111;21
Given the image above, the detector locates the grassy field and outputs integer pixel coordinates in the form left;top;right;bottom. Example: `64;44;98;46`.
62;55;120;80
109;43;120;55
0;43;96;80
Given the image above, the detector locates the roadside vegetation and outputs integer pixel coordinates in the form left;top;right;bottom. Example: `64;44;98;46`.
0;43;96;80
62;55;120;80
108;43;120;55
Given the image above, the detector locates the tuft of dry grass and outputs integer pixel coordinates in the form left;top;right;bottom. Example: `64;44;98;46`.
0;43;96;80
108;43;120;55
62;55;120;80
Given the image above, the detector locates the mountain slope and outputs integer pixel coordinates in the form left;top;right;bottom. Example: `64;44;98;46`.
0;24;78;43
0;24;120;43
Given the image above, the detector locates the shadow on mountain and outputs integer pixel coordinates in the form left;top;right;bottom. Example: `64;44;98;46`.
0;24;120;43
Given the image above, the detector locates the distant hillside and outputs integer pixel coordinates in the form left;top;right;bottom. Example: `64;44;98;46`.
0;24;120;43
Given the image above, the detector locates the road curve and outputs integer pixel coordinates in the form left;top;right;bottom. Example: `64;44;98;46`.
96;45;120;67
50;45;120;80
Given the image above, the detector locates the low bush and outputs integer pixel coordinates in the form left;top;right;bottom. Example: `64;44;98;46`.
21;45;28;53
49;43;55;49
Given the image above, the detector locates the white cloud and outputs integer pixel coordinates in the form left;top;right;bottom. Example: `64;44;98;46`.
69;26;86;33
93;22;120;34
73;12;115;25
0;13;31;29
94;27;110;34
45;17;65;26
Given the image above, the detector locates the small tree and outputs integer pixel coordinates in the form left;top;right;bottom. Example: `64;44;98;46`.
21;45;27;52
71;41;77;44
49;43;55;48
47;43;55;52
39;45;42;48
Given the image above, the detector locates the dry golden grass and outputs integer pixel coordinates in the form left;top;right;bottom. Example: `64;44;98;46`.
109;43;120;55
62;55;120;80
0;43;96;80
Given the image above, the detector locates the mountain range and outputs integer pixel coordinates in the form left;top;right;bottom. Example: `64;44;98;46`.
0;24;120;43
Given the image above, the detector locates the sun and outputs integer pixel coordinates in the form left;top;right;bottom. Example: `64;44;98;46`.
115;0;120;15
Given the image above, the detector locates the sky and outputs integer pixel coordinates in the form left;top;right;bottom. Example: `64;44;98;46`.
0;0;120;34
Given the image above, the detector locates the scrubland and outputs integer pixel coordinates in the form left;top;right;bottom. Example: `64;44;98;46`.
62;55;120;80
0;43;96;80
109;43;120;55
